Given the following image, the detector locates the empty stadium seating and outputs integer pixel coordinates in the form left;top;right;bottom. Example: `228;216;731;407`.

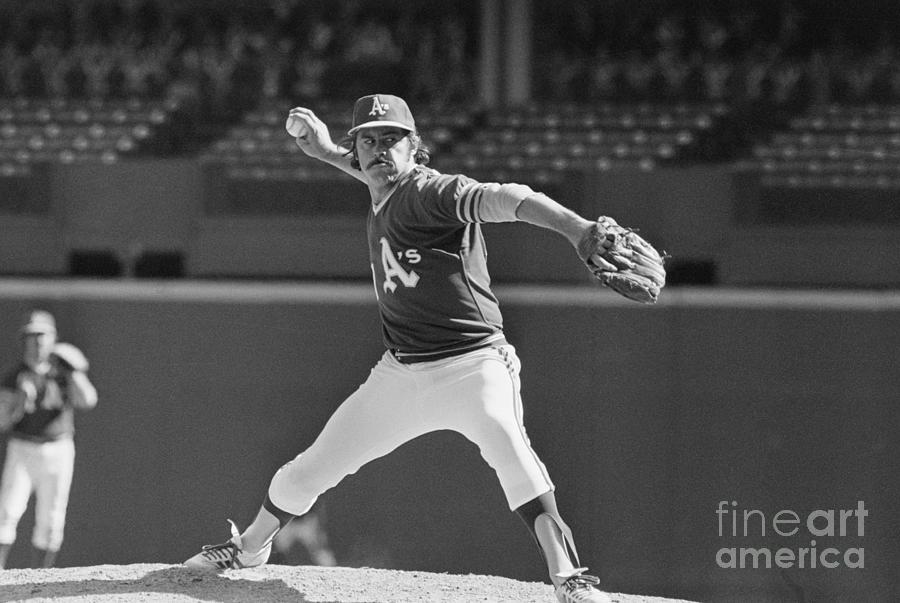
200;99;728;192
722;104;900;287
0;97;177;167
733;104;900;189
2;92;897;285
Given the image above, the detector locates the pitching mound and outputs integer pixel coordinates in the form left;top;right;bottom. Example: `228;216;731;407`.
0;564;698;603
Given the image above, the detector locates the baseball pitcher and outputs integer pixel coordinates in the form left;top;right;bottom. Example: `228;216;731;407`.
185;94;666;603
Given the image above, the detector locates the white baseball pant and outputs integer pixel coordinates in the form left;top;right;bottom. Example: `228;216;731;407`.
0;437;75;551
269;344;554;515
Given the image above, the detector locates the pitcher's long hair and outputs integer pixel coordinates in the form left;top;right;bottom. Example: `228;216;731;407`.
342;131;430;170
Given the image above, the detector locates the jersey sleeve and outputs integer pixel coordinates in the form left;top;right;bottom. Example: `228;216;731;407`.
423;171;536;225
456;181;536;224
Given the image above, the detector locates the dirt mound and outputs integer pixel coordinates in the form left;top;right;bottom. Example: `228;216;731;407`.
0;564;698;603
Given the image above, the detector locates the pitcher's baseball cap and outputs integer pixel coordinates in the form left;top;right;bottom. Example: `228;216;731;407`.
21;310;56;335
348;94;415;136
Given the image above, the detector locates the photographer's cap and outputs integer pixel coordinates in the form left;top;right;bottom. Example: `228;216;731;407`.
348;94;415;135
21;310;56;335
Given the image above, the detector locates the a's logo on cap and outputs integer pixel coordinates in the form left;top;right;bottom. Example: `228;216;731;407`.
349;94;414;136
369;96;389;116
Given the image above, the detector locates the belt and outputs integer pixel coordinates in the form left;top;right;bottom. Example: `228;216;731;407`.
392;334;508;364
10;432;74;444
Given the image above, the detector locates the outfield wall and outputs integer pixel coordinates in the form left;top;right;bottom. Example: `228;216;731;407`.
0;281;896;602
5;160;900;287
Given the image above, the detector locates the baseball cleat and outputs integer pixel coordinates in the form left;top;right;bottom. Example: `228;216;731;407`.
184;519;271;570
555;568;612;603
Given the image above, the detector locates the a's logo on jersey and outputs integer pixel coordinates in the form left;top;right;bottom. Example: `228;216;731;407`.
379;237;419;293
369;97;389;116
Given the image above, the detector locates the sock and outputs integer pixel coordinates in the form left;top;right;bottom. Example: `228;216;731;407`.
516;491;580;586
240;496;296;553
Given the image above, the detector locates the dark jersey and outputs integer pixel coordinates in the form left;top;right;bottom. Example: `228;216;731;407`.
1;363;74;441
367;166;507;358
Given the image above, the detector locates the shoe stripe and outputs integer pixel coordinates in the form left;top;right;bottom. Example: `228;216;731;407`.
200;543;239;569
191;532;269;571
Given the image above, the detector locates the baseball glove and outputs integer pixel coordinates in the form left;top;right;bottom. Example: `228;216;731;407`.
51;342;90;373
0;389;25;432
577;216;667;304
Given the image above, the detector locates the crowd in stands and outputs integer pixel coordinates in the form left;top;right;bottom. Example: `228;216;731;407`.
0;0;477;151
534;0;900;113
1;0;899;156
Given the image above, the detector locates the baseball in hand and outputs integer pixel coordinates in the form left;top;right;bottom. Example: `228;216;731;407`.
285;115;309;138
